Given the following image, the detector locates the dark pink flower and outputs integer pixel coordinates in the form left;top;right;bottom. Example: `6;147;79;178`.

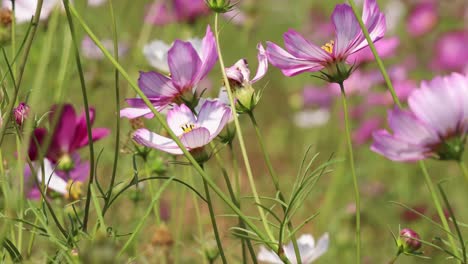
120;26;217;119
353;117;382;145
266;0;386;78
145;0;209;25
13;102;30;126
28;104;110;164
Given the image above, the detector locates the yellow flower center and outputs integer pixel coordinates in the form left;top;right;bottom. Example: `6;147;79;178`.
65;180;83;200
181;123;195;133
321;40;335;54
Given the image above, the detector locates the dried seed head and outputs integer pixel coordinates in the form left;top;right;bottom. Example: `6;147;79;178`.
0;8;12;26
151;224;174;247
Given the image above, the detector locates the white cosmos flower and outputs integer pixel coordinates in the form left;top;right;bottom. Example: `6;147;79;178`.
258;233;329;264
3;0;63;24
143;38;203;73
294;109;331;128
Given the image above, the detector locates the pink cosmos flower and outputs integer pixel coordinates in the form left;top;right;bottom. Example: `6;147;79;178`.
347;37;399;64
226;44;268;88
13;102;30;126
133;100;231;155
120;26;217;119
24;155;89;200
266;0;386;78
28;104;110;164
372;73;468;161
352;117;382;145
431;31;468;72
145;0;209;26
406;1;437;37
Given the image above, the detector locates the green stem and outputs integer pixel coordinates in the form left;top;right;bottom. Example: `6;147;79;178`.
202;175;227;264
213;13;275;242
63;0;96;232
459;162;468;182
105;0;121;212
419;161;460;259
347;0;402;108
67;4;275;252
387;254;399;264
247;112;301;264
339;83;361;264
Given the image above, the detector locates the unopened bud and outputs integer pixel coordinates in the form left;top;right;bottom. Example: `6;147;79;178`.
203;239;220;262
398;228;422;254
235;85;260;113
13;102;30;126
0;8;12;26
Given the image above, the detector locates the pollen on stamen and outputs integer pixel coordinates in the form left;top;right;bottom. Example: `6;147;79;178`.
181;123;195;133
321;40;335;54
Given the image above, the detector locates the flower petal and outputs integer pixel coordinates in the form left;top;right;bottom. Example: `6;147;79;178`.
332;3;361;57
120;107;154;119
303;233;330;263
257;246;283;264
40;159;67;195
168;40;202;90
180;127;210;149
194;25;218;83
388;108;439;146
196;100;231;139
251;43;269;83
48;104;77;161
283;29;330;61
371;130;429;162
266;42;324;77
408;75;463;137
143;40;171;73
167;104;197;137
138;71;178;98
28;128;47;161
133;128;183;155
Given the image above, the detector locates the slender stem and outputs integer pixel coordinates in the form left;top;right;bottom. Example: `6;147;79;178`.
105;0;120;208
63;0;96;232
187;168;208;264
67;5;275;252
247;112;301;263
0;0;43;147
339;83;361;264
419;161;460;259
347;0;402;108
214;13;275;242
202;174;227;264
459;162;468;182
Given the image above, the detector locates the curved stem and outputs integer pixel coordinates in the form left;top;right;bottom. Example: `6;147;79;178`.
63;0;96;232
105;0;121;216
248;112;301;263
67;5;275;252
339;83;361;264
202;176;227;264
419;161;460;259
347;0;402;108
213;13;275;241
459;162;468;183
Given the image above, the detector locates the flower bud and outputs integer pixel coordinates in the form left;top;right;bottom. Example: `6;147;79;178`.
234;85;259;113
13;102;30;126
205;0;234;13
398;228;422;254
218;123;236;144
203;239;220;262
190;147;210;165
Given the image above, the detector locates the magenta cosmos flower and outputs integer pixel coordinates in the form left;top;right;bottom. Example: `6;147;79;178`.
29;104;110;166
432;31;468;72
120;26;217;119
133;100;231;156
406;1;437;37
372;73;468;162
266;0;385;81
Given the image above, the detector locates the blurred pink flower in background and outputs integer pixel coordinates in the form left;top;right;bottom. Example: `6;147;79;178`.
406;1;438;37
145;0;209;26
347;37;399;65
81;36;129;60
352;117;382;145
2;0;60;24
431;31;468;72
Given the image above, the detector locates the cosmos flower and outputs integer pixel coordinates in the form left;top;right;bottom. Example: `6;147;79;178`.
257;233;329;264
25;155;89;200
132;100;231;156
13;102;30;126
143;38;203;73
3;0;62;24
120;26;217;119
406;1;437;37
266;0;385;80
347;37;399;65
28;104;110;166
372;73;468;162
352;117;382;145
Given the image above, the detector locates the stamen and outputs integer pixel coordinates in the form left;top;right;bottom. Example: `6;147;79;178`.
181;123;195;133
321;40;335;54
65;180;83;200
